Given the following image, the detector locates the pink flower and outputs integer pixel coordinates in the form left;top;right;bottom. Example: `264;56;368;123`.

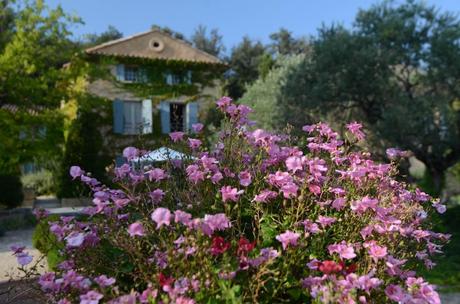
65;232;85;247
149;189;165;203
192;123;204;133
346;122;365;140
128;222;145;237
80;290;103;304
220;186;243;202
281;182;298;198
203;213;231;232
174;210;192;225
316;216;336;228
16;252;33;266
302;220;321;234
147;168;167;182
286;156;303;173
385;284;406;302
69;166;83;179
94;275;116;287
169;131;185;142
328;241;356;259
432;202;446;214
188;138;202;149
210;171;223;184
186;165;205;184
216;96;232;109
386;148;402;159
276;230;300;250
123;147;139;160
366;242;387;260
151;208;171;229
238;170;252;187
253;190;277;203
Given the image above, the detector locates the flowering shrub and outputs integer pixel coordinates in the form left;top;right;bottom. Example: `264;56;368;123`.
15;97;449;303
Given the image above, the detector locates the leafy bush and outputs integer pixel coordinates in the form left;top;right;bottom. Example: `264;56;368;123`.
14;98;448;303
21;170;56;196
32;214;64;270
0;174;24;208
0;212;36;231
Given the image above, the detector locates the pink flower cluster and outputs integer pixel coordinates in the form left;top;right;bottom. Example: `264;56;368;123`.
14;96;449;303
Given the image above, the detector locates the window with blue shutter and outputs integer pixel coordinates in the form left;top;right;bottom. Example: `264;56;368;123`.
113;100;124;134
160;101;171;134
116;64;125;81
186;102;199;132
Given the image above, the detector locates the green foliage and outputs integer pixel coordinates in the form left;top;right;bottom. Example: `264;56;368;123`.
191;25;225;58
268;28;310;55
419;205;460;291
0;212;36;234
244;0;460;193
21;170;55;195
225;37;268;99
0;174;24;208
0;0;78;174
241;55;306;131
32;214;64;270
80;25;123;48
57;96;113;198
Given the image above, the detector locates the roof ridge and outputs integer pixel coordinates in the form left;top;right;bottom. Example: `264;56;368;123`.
85;29;223;64
85;29;158;53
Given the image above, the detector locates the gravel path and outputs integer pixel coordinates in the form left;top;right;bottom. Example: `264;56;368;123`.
0;228;47;282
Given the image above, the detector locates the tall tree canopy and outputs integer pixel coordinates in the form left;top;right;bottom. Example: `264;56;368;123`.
81;25;123;48
0;0;80;174
191;25;225;58
243;0;460;193
269;28;310;55
225;37;267;99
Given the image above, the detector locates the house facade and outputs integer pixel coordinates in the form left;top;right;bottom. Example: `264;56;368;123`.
84;29;224;138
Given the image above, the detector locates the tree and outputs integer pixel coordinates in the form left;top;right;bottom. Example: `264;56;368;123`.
240;55;305;130
191;25;225;58
269;28;310;55
249;0;460;194
225;37;267;99
151;24;187;41
0;0;15;51
0;0;80;174
81;25;122;47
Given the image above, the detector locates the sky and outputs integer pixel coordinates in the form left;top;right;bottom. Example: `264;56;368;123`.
46;0;460;52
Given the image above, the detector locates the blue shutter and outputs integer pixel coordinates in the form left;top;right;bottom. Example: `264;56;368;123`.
186;102;199;132
116;64;125;81
142;99;153;134
160;101;171;134
113;100;124;134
